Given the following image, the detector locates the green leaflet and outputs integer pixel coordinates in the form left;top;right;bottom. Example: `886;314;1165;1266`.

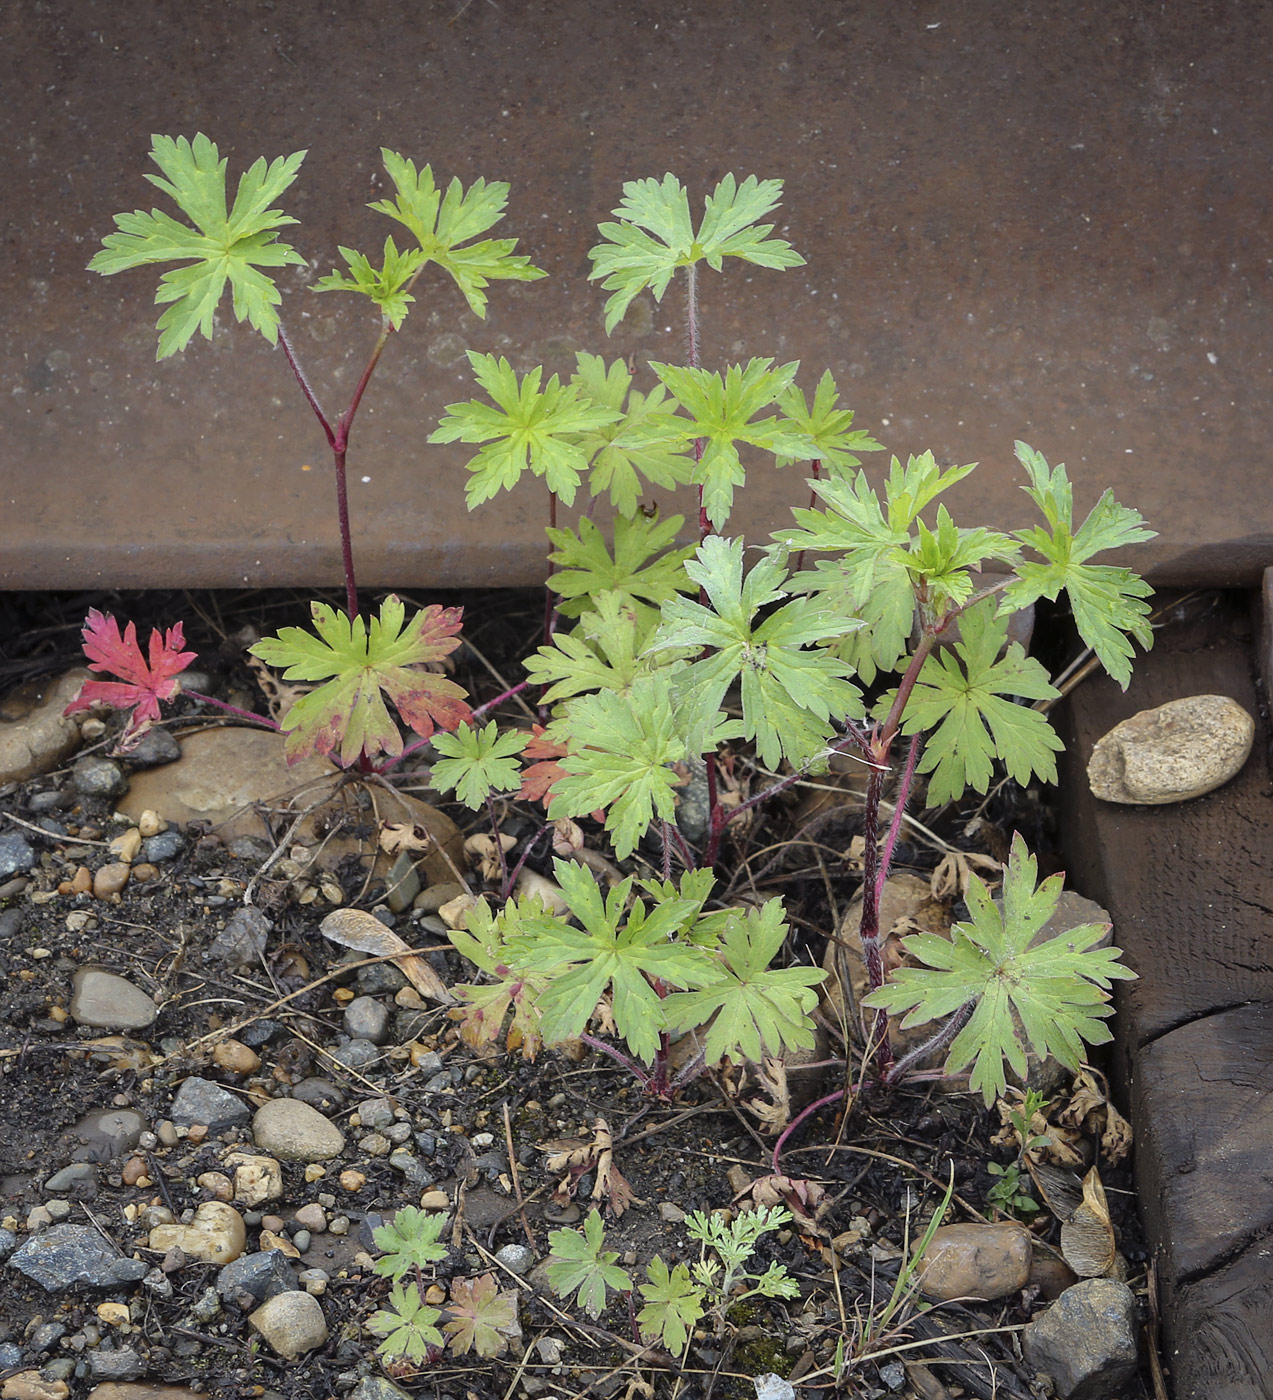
313;235;427;329
650;536;863;770
430;351;621;508
429;719;528;809
546;512;695;625
875;599;1063;806
862;833;1137;1105
1002;442;1156;689
88;133;307;358
587;173;805;333
546;1209;633;1319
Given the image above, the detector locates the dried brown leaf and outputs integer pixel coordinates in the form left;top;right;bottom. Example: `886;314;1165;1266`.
319;907;454;1005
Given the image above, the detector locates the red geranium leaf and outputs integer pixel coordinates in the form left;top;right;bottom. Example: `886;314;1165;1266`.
64;610;196;749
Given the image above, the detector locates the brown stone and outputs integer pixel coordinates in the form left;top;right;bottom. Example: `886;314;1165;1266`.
0;670;88;784
93;862;131;899
917;1222;1032;1302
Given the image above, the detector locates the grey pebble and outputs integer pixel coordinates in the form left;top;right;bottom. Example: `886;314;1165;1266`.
205;906;273;969
343;995;391;1044
291;1229;311;1252
330;1037;380;1072
9;1223;143;1290
0;1342;22;1369
495;1243;534;1276
125;728;181;767
69;968;157;1031
355;961;407;995
383;1121;412;1144
0;1227;16;1261
66;1108;146;1163
217;1249;298;1304
141;830;184;863
0;833;35;879
44;1199;73;1221
349;1377;414;1400
190;1286;223;1323
0;906;23;939
71;755;127;797
354;1097;395;1129
1022;1278;1138;1400
291;1078;345;1113
46;1163;99;1193
29;1322;67;1352
170;1076;252;1133
88;1346;145;1381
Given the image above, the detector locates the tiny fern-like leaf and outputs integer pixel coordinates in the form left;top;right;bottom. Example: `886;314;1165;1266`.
862;832;1137;1105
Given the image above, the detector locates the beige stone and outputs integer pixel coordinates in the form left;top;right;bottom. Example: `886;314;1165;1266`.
252;1097;345;1161
224;1151;283;1207
148;1201;246;1264
1;1372;70;1400
116;726;463;883
249;1290;329;1358
917;1222;1032;1302
1087;694;1254;804
0;669;88;784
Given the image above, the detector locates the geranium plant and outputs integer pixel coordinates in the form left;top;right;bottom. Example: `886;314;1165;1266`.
79;142;1148;1135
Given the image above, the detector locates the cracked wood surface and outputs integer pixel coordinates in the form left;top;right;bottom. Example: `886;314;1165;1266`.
1058;590;1273;1400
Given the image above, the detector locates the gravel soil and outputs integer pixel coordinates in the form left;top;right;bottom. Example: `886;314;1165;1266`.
0;589;1155;1400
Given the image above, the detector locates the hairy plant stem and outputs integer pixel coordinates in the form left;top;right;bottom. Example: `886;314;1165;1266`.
543;486;560;647
181;690;281;731
485;794;510;892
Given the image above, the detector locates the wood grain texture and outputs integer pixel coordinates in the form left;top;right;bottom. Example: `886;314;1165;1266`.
1056;591;1273;1399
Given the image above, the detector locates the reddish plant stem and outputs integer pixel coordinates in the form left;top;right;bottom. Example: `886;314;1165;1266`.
502;822;552;899
857;752;895;1077
792;458;822;574
876;733;922;901
181;690;281;731
543;486;560;647
485;794;511;893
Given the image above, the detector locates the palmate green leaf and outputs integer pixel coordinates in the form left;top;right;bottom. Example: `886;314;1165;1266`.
547;513;695;623
588;173;805;333
664;899;825;1063
546;1209;633;1319
774;370;885;470
863;833;1137;1104
249;596;470;767
650;359;817;529
430;351;621;508
525;591;663;704
1001;443;1155;689
908;506;1020;617
548;672;730;858
367;1281;444;1360
370;150;546;316
449;894;560;1058
89;133;307;358
442;1273;520;1359
876;599;1062;806
429;720;528;809
313;234;427;328
372;1206;448;1281
638;1256;705;1355
515;858;714;1061
569;353;695;514
650;536;863;769
788;553;915;685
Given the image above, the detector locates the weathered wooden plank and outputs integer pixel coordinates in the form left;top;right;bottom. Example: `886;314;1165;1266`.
1056;591;1273;1399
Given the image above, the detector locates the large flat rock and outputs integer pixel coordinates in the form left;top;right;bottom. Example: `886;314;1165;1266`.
4;2;1272;589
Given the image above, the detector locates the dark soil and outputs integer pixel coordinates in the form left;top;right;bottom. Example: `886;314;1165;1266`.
0;587;1155;1400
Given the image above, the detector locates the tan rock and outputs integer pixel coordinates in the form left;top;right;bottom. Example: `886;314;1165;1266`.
253;1096;345;1161
87;1386;204;1400
0;669;88;784
211;1038;262;1075
108;828;142;863
116;726;463;883
1;1372;70;1400
148;1201;246;1264
249;1289;329;1357
917;1222;1032;1301
224;1151;283;1206
93;862;131;898
1087;694;1254;804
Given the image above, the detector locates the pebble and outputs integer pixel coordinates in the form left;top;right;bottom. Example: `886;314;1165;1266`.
917;1222;1032;1302
44;1163;97;1194
224;1152;283;1207
248;1290;329;1358
252;1098;345;1161
170;1077;251;1133
1022;1278;1138;1400
658;1202;686;1223
495;1243;535;1276
343;995;391;1044
0;1373;70;1400
108;827;142;863
384;850;420;912
1088;694;1254;804
129;863;159;885
293;1203;327;1232
329;1037;380;1072
291;1078;344;1113
211;1038;261;1075
0;833;36;879
68;969;157;1031
72;756;127;798
195;1172;234;1203
348;1378;413;1400
140;830;183;863
93;863;131;899
205;906;272;969
0;668;87;783
148;1202;246;1265
543;1201;581;1224
87;1348;146;1382
216;1249;298;1304
358;1132;391;1156
353;1097;395;1128
338;1170;367;1193
137;808;167;837
9;1224;147;1290
126;727;181;767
